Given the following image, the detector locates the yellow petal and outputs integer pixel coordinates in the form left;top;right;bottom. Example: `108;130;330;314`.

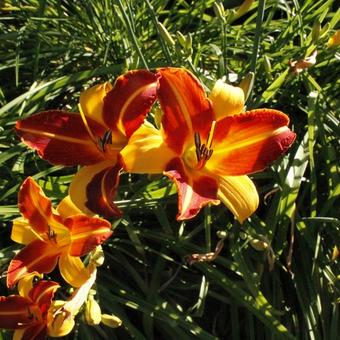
328;30;340;48
120;123;177;173
69;160;114;216
209;80;245;119
11;218;37;245
47;300;75;337
17;272;42;298
79;82;112;126
217;175;259;223
56;195;83;218
58;253;90;288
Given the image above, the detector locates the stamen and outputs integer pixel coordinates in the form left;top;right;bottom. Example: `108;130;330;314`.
98;130;113;152
193;120;216;169
78;104;98;145
194;132;202;161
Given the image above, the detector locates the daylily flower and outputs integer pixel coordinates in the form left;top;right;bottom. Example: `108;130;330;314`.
47;247;121;336
121;68;296;222
0;279;59;340
15;70;158;217
7;177;113;288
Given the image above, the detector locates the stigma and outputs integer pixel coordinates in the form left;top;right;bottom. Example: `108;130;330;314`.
194;121;216;169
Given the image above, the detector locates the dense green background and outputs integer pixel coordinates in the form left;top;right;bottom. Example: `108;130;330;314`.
0;0;339;339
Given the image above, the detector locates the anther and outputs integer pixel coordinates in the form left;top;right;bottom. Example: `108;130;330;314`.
194;132;202;161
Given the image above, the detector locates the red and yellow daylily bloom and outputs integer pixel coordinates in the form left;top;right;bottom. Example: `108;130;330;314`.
121;68;296;222
0;280;59;340
7;177;113;288
15;70;158;217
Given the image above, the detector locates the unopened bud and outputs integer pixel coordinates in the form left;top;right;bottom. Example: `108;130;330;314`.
157;22;175;46
235;0;254;20
311;20;321;43
90;246;105;267
85;296;102;325
250;239;269;251
263;55;272;74
238;72;254;102
101;314;122;328
176;31;186;48
213;2;225;22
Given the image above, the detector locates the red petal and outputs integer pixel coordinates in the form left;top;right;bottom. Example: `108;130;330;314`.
18;177;58;234
65;215;112;256
7;240;60;288
15;111;107;166
29;281;59;316
17;323;47;340
0;295;34;329
84;163;122;218
164;158;220;220
157;68;214;154
103;70;158;138
209;109;296;175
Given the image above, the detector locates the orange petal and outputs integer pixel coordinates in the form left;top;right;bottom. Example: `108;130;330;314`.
79;82;113;126
7;240;60;288
164;158;220;220
15;111;107;166
157;68;214;154
69;161;122;218
64;215;112;257
28;280;59;311
58;253;90;288
0;295;34;329
17;273;42;298
103;70;158;138
18;177;54;235
120;123;177;173
209;109;296;175
217;175;259;223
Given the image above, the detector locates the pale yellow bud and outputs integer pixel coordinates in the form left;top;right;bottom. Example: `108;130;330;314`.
85;296;102;325
238;72;254;102
101;314;123;328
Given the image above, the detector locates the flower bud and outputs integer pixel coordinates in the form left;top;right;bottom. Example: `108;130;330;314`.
85;296;102;325
101;314;123;328
157;22;175;46
311;19;321;43
238;72;254;102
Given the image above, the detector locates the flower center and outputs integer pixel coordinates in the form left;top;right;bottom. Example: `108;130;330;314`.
184;121;216;170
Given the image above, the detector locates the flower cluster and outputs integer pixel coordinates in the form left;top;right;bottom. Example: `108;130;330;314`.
1;67;296;339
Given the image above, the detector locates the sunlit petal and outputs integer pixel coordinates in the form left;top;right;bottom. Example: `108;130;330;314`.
11;218;36;245
65;215;112;257
157;68;214;154
103;70;158;137
15;111;107;166
121;123;177;173
17;273;42;298
209;109;296;175
56;195;83;218
217;175;259;223
164;158;220;220
58;253;90;288
209;80;245;119
69;160;122;218
79;82;113;126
